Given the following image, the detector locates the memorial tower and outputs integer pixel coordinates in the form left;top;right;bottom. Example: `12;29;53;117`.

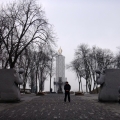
55;48;65;93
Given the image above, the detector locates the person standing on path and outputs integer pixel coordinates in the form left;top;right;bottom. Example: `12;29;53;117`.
64;81;71;102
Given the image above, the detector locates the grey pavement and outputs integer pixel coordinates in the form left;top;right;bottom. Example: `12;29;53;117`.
0;93;120;120
0;93;40;112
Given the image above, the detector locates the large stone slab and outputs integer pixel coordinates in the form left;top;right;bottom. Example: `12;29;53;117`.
97;69;120;102
0;69;23;101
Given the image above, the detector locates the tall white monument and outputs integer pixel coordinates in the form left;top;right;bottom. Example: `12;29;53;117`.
55;48;65;93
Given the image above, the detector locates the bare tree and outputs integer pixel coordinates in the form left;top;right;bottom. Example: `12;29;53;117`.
17;46;34;92
88;46;98;92
67;58;85;92
95;48;114;70
114;47;120;68
0;0;54;68
75;44;91;92
47;48;56;92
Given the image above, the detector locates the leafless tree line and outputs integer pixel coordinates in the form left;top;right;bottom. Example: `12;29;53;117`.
67;44;120;93
0;0;57;93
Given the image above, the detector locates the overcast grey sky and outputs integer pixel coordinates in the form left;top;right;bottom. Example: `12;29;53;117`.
0;0;120;91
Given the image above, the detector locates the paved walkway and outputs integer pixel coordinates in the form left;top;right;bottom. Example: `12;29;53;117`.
0;94;120;120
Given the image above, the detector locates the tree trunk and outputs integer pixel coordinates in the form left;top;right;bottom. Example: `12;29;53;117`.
23;82;26;93
86;81;87;92
40;71;43;92
35;71;38;93
50;73;52;92
79;81;80;92
80;77;83;92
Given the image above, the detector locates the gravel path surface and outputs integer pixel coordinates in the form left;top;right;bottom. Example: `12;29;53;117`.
0;94;120;120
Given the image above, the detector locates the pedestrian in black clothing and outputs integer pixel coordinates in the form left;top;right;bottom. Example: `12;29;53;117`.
64;81;71;102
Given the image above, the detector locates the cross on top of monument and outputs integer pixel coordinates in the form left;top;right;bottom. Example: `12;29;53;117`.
58;47;62;55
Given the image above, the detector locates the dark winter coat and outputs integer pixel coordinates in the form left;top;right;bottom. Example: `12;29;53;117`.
64;84;71;91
